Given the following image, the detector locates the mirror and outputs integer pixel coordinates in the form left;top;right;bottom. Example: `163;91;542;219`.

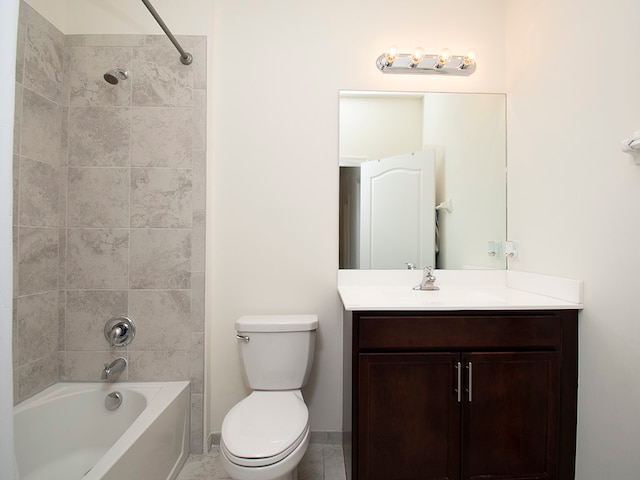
339;91;506;270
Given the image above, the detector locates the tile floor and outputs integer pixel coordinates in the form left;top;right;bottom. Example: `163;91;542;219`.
176;444;347;480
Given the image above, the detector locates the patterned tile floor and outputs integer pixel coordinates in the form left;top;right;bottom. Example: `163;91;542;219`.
176;444;347;480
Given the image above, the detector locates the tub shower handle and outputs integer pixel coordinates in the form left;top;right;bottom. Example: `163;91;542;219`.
236;334;250;343
104;316;136;347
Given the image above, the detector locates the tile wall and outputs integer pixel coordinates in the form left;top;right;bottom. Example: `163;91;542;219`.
12;1;63;405
12;1;207;453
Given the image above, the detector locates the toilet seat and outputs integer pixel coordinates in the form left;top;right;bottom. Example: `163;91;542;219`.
221;390;309;468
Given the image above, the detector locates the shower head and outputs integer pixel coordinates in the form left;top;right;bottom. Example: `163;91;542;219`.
103;68;129;85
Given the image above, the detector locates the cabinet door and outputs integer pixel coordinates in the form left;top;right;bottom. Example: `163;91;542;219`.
358;353;460;480
461;352;560;480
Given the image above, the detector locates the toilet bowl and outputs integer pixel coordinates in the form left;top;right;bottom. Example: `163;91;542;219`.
221;391;310;480
220;315;318;480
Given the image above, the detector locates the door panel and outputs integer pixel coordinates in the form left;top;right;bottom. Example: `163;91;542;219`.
358;353;460;480
461;352;560;480
360;150;435;269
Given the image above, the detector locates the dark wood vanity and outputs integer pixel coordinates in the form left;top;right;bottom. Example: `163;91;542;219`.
342;309;578;480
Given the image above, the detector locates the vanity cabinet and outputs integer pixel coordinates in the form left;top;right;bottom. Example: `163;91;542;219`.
344;309;578;480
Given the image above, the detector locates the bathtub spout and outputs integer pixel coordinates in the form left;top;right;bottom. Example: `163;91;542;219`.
102;357;127;380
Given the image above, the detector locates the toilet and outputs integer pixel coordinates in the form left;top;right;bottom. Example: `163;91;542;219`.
220;314;319;480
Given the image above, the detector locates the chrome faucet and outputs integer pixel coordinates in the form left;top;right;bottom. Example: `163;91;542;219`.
102;357;127;380
104;316;136;347
413;266;439;291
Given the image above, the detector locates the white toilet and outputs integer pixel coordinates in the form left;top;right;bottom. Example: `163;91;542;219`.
220;314;319;480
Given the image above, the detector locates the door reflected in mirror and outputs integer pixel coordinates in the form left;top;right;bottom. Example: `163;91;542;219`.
339;91;506;270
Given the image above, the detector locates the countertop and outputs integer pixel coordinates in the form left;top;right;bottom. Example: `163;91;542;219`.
338;269;583;311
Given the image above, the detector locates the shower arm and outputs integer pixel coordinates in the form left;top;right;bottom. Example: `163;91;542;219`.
140;0;193;65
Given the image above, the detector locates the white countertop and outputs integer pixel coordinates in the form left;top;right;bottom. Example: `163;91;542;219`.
338;269;583;311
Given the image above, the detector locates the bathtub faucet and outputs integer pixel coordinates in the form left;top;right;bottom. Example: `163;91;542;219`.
102;357;127;380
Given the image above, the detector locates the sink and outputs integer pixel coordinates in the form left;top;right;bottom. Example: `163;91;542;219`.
339;285;506;309
337;269;584;311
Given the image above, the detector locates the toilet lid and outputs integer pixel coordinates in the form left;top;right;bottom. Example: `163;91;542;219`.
221;391;309;467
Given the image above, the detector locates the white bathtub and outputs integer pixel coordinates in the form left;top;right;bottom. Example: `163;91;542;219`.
14;381;190;480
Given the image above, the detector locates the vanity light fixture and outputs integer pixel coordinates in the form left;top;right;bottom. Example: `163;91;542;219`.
377;47;477;75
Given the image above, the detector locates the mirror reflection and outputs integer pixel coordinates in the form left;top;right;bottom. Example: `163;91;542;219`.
339;91;507;270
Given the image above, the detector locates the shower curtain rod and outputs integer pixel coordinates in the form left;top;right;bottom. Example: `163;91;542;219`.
141;0;193;65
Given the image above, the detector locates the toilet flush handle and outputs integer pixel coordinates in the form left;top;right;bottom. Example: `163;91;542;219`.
236;334;250;343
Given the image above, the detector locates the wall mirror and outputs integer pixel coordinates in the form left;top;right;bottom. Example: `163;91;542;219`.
339;91;506;270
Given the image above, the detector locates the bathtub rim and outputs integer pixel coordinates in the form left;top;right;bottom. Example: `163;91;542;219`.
14;380;191;480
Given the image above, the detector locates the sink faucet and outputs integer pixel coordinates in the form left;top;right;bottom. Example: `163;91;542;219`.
413;266;440;291
102;357;127;380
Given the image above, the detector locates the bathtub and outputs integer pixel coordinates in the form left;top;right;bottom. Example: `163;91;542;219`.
14;381;190;480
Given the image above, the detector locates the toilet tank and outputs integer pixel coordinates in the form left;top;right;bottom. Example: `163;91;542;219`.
235;315;318;390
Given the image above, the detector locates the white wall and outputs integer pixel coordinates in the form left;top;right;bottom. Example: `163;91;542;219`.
505;1;640;478
210;0;507;433
422;93;506;269
339;95;424;161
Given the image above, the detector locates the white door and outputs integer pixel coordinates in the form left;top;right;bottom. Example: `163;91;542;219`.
360;150;435;269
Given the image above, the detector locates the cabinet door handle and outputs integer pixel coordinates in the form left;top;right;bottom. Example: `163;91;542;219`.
467;362;473;402
456;361;462;402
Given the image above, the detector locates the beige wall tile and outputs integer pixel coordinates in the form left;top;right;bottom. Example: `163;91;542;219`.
17;291;58;365
57;227;66;290
18;226;58;295
67;167;130;227
12;228;18;298
66;228;129;289
18;157;59;227
191;210;205;272
192;89;206;151
190;393;204;454
131;107;192;167
192;150;206;211
65;290;128;351
132;47;193;107
190;271;205;332
68;107;131;166
21;88;61;166
68;46;131;107
190;332;204;394
17;354;58;402
15;15;26;84
13;154;19;221
24;24;64;104
192;38;207;91
13;84;22;155
128;350;190;381
62;351;128;382
129;229;191;289
128;290;191;351
131;167;192;228
57;289;65;351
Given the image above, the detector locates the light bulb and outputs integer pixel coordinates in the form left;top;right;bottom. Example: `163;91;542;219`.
384;46;399;65
437;48;452;66
463;49;477;67
410;47;425;67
